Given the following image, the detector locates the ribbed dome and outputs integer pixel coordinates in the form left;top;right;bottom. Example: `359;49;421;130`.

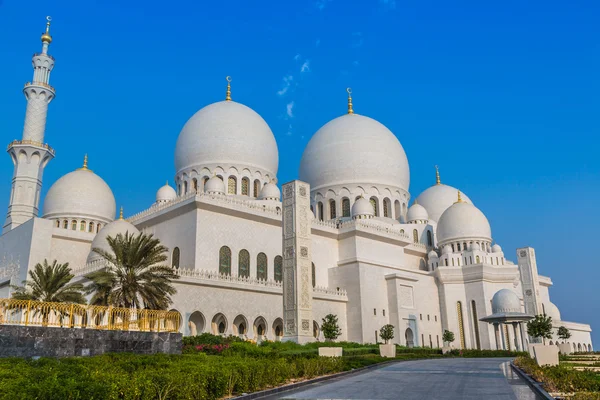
436;200;491;245
42;168;116;224
492;289;521;314
259;182;280;200
407;203;429;222
156;182;177;203
204;176;225;194
416;184;473;223
299;114;410;192
175;101;279;176
351;197;375;218
492;244;503;253
87;218;139;263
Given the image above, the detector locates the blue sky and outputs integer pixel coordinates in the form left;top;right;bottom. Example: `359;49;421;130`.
0;0;598;344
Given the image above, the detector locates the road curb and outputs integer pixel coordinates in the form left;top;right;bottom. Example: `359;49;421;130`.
231;358;402;399
510;361;555;400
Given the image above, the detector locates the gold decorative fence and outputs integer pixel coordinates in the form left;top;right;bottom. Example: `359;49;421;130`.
0;299;181;333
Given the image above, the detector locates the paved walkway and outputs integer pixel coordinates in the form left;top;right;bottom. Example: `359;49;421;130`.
259;358;543;400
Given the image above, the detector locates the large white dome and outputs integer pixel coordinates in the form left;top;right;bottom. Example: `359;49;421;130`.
175;101;279;176
544;302;561;321
42;166;116;224
87;217;139;263
299;114;410;192
416;184;473;223
436;199;491;244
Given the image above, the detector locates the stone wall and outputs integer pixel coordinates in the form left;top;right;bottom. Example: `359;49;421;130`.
0;325;182;358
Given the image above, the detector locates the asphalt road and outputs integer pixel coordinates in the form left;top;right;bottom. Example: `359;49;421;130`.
258;358;543;400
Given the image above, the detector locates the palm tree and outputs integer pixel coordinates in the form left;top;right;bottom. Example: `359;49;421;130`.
85;232;179;310
10;260;86;325
11;259;86;303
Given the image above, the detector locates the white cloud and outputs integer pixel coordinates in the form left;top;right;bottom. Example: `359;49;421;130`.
286;123;293;136
286;101;295;118
380;0;396;9
277;75;294;96
294;53;301;61
301;60;310;73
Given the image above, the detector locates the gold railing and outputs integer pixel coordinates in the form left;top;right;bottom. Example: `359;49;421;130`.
0;299;181;333
7;140;55;155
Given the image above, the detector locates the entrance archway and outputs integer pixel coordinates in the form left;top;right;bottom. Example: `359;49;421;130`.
233;315;248;338
212;313;227;335
272;318;283;341
253;316;267;342
405;327;414;348
188;311;205;336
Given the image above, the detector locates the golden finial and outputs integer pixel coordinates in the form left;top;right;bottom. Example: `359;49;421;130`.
435;165;441;185
77;154;92;172
119;206;124;220
456;190;463;203
225;76;232;101
41;16;52;44
346;87;354;115
414;198;418;205
165;180;169;186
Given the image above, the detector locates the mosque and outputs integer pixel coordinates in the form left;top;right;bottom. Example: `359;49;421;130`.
0;18;593;352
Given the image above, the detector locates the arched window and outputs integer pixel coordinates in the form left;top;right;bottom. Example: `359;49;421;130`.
476;255;481;263
413;229;419;243
394;200;401;220
202;176;209;190
219;246;231;275
257;252;267;280
183;181;188;194
383;198;390;218
80;221;86;231
427;231;433;247
63;220;68;229
241;178;249;196
88;222;94;232
457;243;461;251
97;223;102;233
451;244;455;252
71;220;77;230
55;220;60;227
238;249;250;277
471;300;481;349
172;247;180;269
192;178;198;192
253;180;260;197
274;256;283;282
311;262;316;287
369;197;378;216
317;202;324;221
329;199;336;219
457;301;465;349
341;198;350;217
228;176;237;194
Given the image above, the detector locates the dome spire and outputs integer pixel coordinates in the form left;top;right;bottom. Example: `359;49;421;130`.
346;88;354;115
41;16;52;46
456;190;463;203
225;76;232;101
78;154;92;172
435;165;441;185
119;206;124;220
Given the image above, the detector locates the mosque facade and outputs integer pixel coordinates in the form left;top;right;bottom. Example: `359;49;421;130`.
0;19;593;352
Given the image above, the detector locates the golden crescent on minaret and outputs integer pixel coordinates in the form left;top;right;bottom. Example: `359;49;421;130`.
346;87;354;115
41;16;53;44
435;165;441;185
225;76;232;101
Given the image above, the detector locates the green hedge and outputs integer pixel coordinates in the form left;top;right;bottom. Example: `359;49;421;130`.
514;356;600;395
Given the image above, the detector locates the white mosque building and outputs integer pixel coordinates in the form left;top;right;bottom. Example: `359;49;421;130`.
0;19;593;352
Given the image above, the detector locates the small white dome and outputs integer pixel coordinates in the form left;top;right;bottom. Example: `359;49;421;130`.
428;250;439;259
351;196;375;218
544;302;561;321
407;203;429;223
259;182;280;200
42;166;116;224
492;244;503;253
437;199;491;245
204;176;225;194
87;217;139;263
492;289;521;314
299;114;410;192
471;242;481;251
175;101;279;177
156;182;177;203
416;184;473;223
442;245;452;254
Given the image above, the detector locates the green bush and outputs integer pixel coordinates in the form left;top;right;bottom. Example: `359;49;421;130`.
448;349;527;358
515;356;600;394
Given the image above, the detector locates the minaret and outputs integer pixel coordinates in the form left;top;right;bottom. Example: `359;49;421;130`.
3;17;56;232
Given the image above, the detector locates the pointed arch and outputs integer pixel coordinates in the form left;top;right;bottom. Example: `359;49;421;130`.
257;252;267;280
172;247;180;269
329;199;336;219
413;229;419;243
341;197;350;217
219;246;231;275
383;198;391;218
427;230;433;247
274;255;283;282
238;249;250;277
228;176;237;194
241;177;250;196
369;197;379;216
